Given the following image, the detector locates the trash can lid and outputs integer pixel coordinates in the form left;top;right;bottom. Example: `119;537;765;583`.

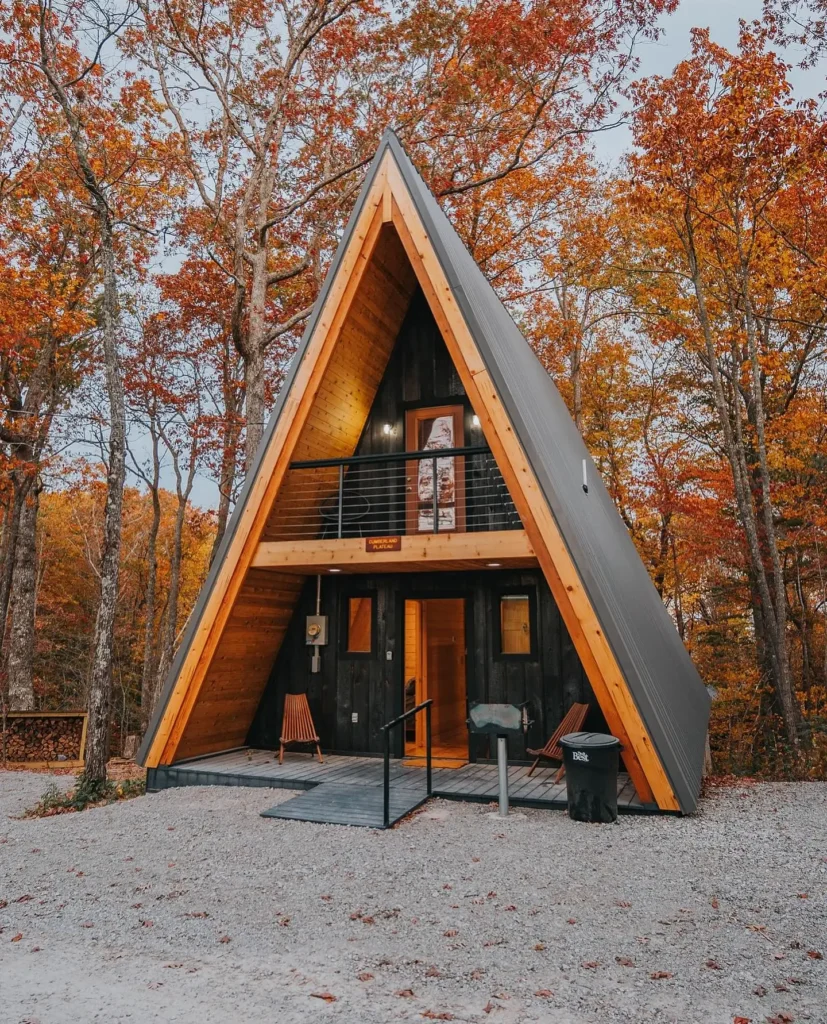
559;731;620;749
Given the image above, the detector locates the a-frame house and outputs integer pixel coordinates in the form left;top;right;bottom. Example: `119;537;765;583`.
138;131;710;815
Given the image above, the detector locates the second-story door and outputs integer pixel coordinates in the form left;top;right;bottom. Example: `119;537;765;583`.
405;405;466;534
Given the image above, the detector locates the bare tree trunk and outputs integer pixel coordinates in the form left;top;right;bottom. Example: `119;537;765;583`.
139;430;162;733
210;373;243;563
6;481;41;710
84;228;127;784
243;251;270;467
682;209;801;748
0;485;27;652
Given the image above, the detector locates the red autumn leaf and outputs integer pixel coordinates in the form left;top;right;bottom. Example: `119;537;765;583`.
357;972;374;982
705;959;721;969
425;966;441;977
733;1018;751;1024
806;950;823;959
534;989;553;997
186;911;208;918
218;935;231;943
11;933;23;943
566;918;576;925
421;1012;454;1021
649;971;672;979
444;929;458;937
615;956;635;967
396;989;415;998
534;943;545;951
310;992;337;1003
361;916;375;925
581;961;599;969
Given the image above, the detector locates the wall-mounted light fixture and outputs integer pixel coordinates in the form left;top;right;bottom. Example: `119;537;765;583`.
382;422;393;436
472;414;481;428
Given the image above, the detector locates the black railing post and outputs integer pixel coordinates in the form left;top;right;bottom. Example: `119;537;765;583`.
337;463;344;539
426;701;432;796
383;725;390;829
432;455;438;534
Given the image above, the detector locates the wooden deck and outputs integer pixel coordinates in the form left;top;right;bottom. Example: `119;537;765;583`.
147;747;654;819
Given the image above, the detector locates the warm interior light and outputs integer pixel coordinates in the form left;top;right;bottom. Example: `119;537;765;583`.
382;422;392;435
472;414;480;427
487;562;501;567
329;568;342;573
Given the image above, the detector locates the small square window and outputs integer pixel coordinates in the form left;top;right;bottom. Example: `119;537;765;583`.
346;596;373;653
499;594;531;655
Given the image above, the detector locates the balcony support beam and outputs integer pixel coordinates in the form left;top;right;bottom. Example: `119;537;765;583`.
252;530;536;574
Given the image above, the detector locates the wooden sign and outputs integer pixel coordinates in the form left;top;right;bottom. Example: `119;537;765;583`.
366;536;402;552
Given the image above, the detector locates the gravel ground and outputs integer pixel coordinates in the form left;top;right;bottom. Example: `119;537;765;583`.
1;772;825;1024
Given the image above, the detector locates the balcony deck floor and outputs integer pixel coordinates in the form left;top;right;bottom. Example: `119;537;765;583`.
147;747;655;817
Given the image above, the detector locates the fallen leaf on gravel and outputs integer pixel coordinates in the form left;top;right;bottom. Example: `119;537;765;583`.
649;971;672;979
754;985;767;997
581;961;599;969
421;1012;454;1020
471;857;480;863
11;933;23;943
615;956;635;967
766;1015;794;1024
615;901;631;908
733;1018;751;1023
444;929;458;937
320;895;332;901
81;922;93;929
503;905;516;912
470;969;484;980
705;959;721;970
482;1003;495;1015
425;966;441;977
806;950;823;959
147;982;163;990
131;903;143;909
278;917;290;927
566;918;576;925
711;898;719;909
164;963;184;969
0;901;6;909
357;973;374;982
218;935;231;943
775;983;789;992
533;989;553;998
747;924;767;932
30;947;40;952
773;952;786;960
361;916;375;925
534;943;545;951
185;911;209;918
15;894;33;903
396;989;415;998
482;939;504;947
310;992;337;1003
350;911;363;920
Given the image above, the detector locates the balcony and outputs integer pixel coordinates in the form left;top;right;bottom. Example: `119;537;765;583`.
254;446;534;574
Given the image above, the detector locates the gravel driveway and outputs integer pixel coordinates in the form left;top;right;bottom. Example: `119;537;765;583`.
1;771;825;1024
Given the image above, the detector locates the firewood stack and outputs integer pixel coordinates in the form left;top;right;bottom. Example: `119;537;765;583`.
2;714;85;764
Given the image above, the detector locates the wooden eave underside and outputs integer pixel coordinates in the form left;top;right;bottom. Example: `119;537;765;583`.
144;147;680;811
253;530;537;573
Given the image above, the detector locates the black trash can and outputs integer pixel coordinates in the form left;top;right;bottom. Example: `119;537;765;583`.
559;732;621;823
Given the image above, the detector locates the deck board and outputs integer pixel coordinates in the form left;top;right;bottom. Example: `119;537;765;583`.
147;748;656;814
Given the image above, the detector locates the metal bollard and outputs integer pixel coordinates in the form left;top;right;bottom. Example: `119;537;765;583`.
497;735;509;817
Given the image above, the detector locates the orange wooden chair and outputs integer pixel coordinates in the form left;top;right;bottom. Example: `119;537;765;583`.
279;693;323;765
526;702;590;780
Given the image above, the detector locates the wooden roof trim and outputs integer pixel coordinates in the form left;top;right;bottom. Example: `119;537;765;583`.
144;162;392;768
385;162;678;811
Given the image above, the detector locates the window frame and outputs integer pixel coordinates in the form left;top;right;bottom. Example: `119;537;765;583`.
404;404;466;535
493;587;538;661
340;590;377;660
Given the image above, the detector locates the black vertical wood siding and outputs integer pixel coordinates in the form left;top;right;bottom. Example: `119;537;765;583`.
247;569;604;761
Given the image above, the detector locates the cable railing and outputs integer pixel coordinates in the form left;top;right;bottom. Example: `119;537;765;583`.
268;445;522;542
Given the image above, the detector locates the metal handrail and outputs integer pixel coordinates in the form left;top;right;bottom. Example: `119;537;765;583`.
290;444;490;470
381;699;433;828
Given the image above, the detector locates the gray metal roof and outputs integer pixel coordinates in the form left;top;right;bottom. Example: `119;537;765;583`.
381;132;709;813
139;131;710;814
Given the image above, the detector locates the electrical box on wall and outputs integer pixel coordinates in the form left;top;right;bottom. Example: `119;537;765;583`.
305;615;328;646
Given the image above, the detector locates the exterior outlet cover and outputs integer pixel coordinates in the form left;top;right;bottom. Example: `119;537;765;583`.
351;713;358;724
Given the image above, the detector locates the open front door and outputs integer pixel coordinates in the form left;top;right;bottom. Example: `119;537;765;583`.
404;598;467;761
